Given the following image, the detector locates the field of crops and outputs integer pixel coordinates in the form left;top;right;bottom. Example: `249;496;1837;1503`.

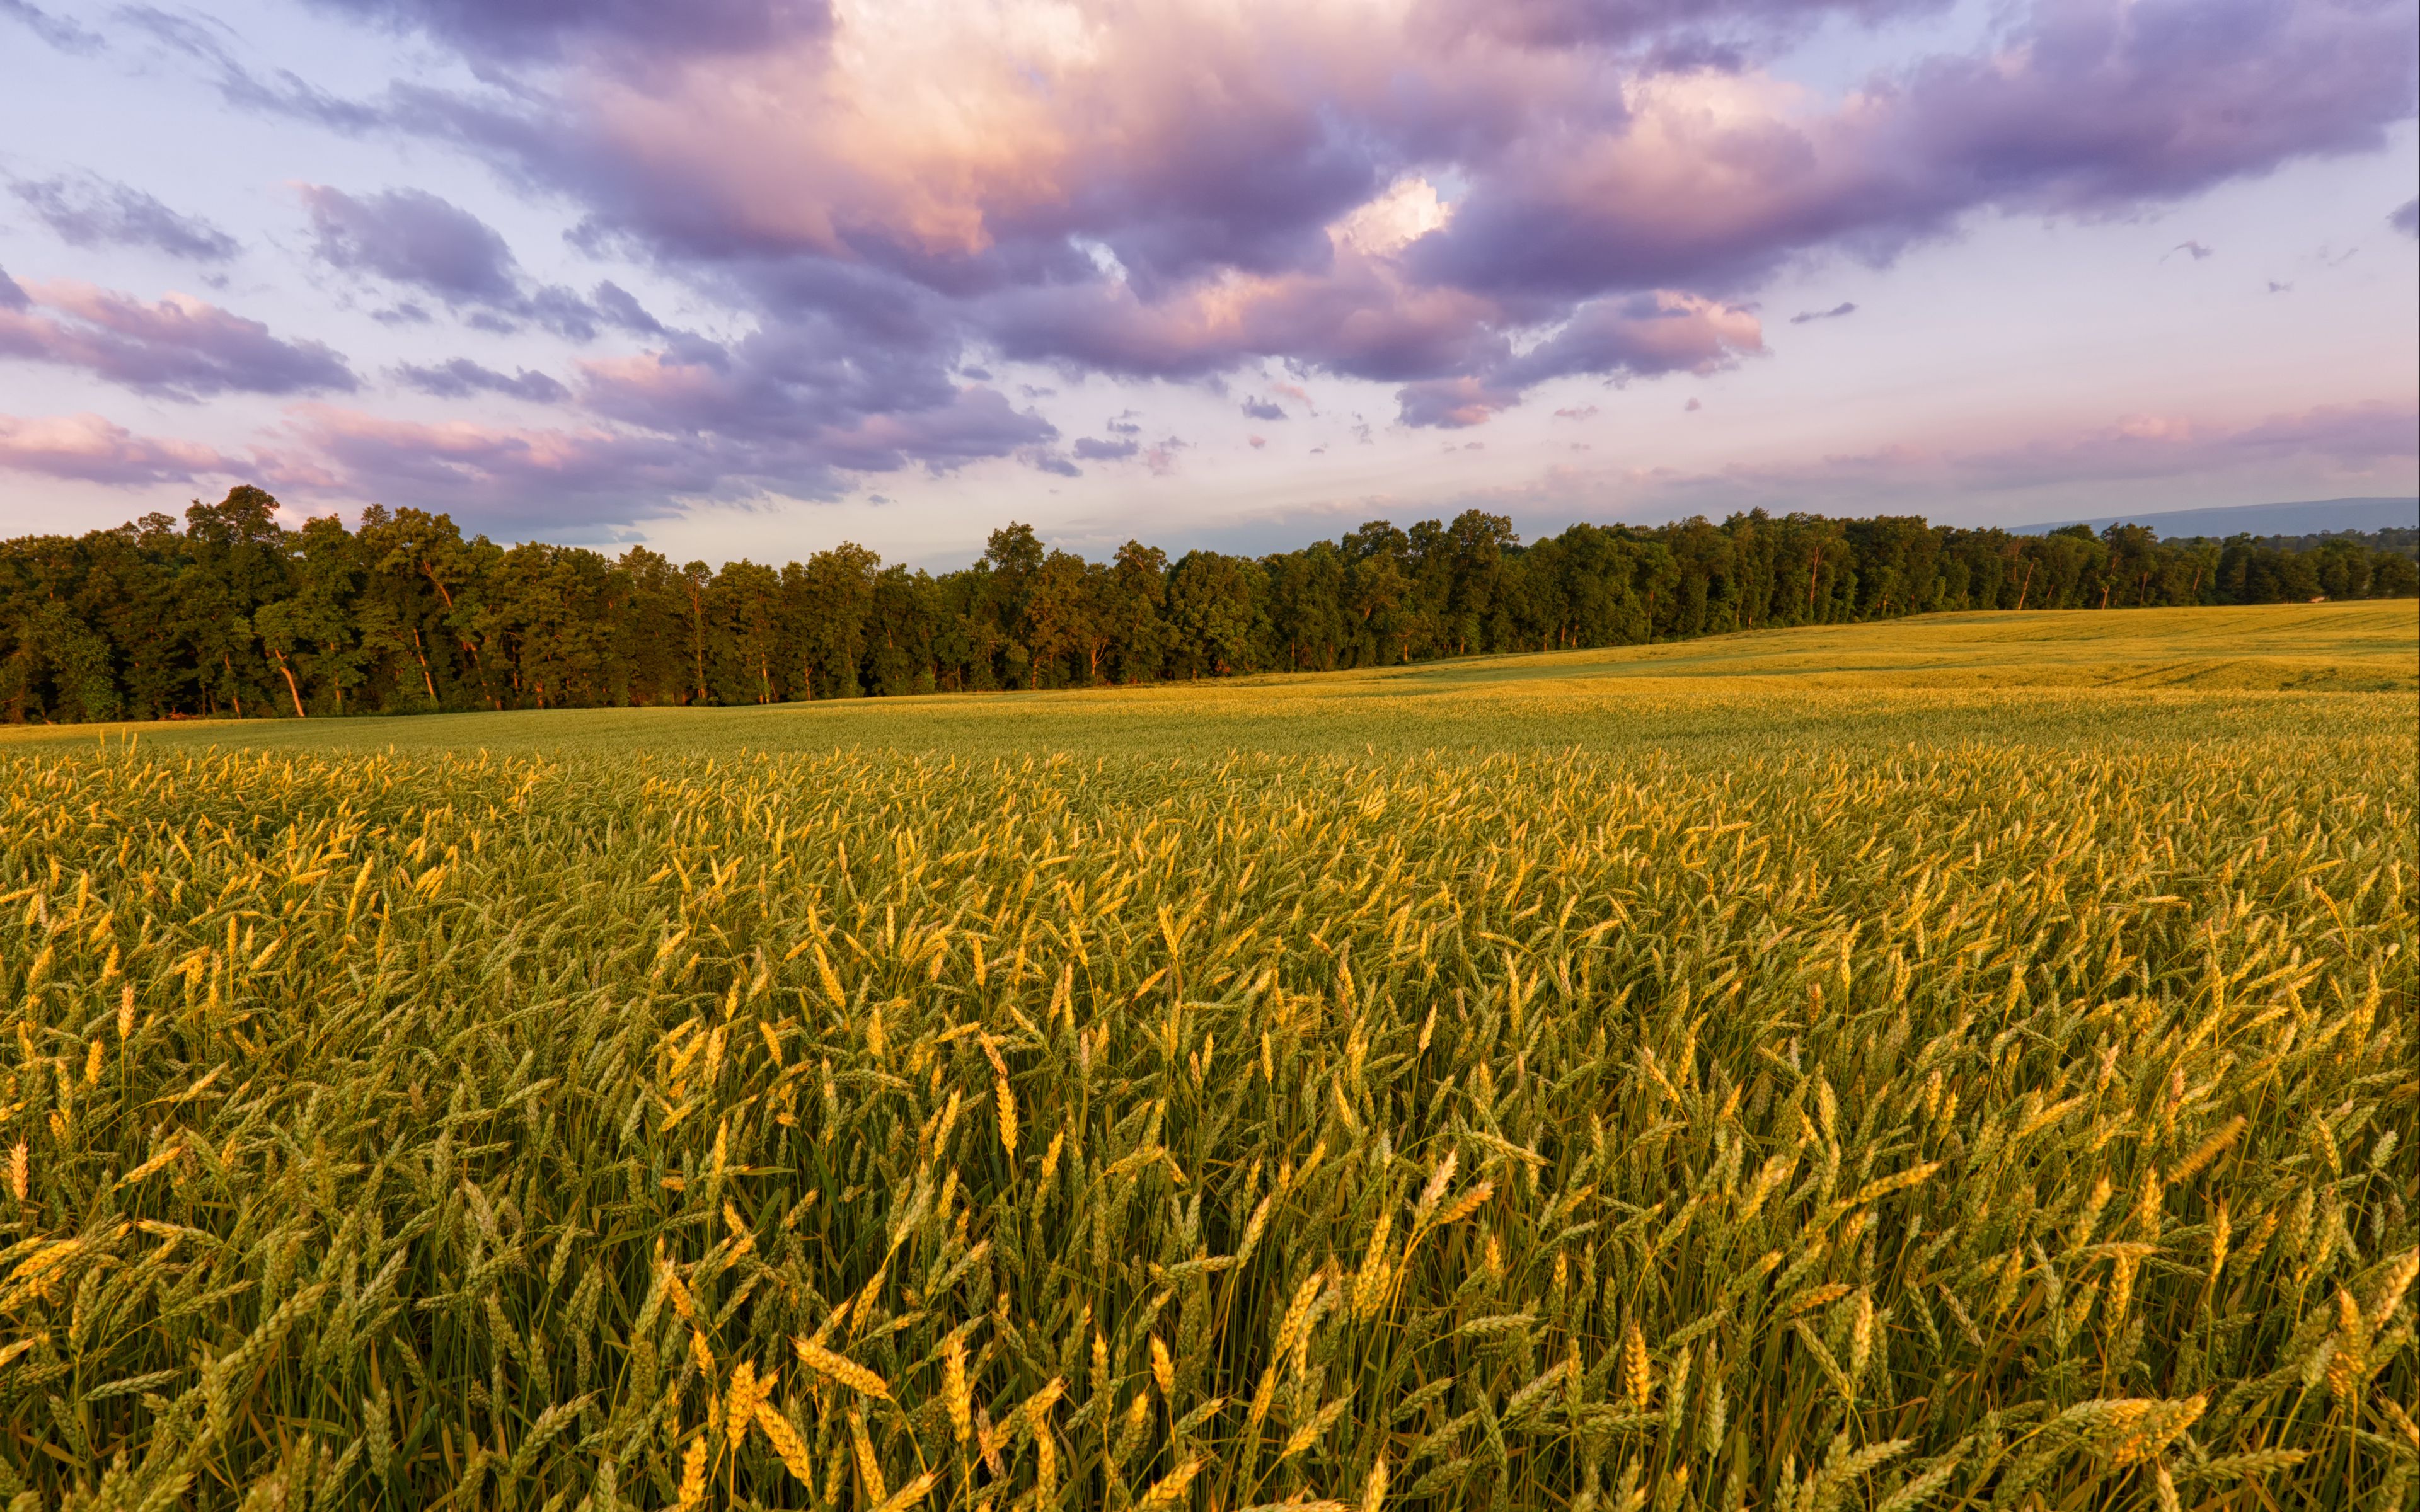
2;604;2414;1511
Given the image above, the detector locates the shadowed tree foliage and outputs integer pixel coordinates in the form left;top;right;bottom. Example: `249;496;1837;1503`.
1;489;2411;721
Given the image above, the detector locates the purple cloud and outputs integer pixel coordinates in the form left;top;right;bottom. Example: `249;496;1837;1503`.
393;357;570;403
275;373;1054;527
1790;301;1857;323
2394;198;2419;237
1072;435;1139;460
1412;1;2416;301
591;279;666;334
0;411;245;486
11;174;242;262
1414;0;1951;51
301;185;600;338
58;0;2407;527
1398;292;1762;425
302;185;519;301
305;0;831;61
0;278;357;399
0;0;100;52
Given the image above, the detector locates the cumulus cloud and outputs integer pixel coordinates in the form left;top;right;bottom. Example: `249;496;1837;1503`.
1241;398;1288;421
11;174;242;262
362;0;2407;448
0;411;246;485
1072;435;1139;459
393;357;571;403
2394;198;2419;236
45;0;2413;527
0;278;357;398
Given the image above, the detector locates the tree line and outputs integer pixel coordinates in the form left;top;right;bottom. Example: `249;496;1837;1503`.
3;486;2413;721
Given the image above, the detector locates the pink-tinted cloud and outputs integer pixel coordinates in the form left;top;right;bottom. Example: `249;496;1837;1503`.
1959;400;2420;488
0;411;246;485
0;277;356;398
361;0;2407;450
35;0;2411;529
1507;398;2420;518
282;379;1057;526
1399;291;1761;425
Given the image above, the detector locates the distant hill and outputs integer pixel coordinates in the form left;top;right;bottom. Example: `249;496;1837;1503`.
2015;496;2418;539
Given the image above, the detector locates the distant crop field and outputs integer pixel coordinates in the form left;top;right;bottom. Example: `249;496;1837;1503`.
1;604;2414;1510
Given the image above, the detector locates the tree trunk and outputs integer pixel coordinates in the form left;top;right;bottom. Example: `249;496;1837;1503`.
222;651;244;719
410;627;437;704
270;651;306;718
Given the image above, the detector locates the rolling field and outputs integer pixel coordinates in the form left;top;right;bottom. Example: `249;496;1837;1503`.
1;604;2414;1510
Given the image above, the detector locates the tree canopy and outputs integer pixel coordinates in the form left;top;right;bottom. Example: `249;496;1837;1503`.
3;493;2411;721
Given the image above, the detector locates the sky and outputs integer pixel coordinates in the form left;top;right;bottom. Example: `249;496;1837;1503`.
0;0;2414;568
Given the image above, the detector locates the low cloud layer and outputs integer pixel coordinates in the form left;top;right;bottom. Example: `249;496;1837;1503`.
0;410;245;486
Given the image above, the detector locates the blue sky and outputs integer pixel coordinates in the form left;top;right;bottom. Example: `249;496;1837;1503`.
1;0;2413;567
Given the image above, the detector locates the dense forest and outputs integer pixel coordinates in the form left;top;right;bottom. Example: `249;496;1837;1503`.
3;486;2414;721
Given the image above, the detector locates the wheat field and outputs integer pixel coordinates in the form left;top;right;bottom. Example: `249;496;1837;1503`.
1;605;2414;1511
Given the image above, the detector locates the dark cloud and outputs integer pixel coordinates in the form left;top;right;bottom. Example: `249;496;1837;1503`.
2394;198;2419;237
304;0;831;62
1789;301;1858;323
1073;435;1140;460
301;185;601;338
2165;240;2213;261
1025;447;1083;476
0;268;26;312
1242;398;1288;420
11;173;242;263
0;279;357;399
1414;0;1949;51
394;357;571;403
